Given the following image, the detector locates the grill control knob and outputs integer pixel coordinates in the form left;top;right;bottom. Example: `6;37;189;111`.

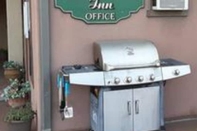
114;78;120;84
126;77;132;83
138;76;144;82
150;74;155;81
156;61;160;67
174;69;180;75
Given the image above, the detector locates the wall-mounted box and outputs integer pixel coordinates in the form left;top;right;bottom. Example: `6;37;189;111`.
152;0;189;11
147;0;189;17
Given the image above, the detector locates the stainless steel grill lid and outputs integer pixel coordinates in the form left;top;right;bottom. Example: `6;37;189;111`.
94;40;160;71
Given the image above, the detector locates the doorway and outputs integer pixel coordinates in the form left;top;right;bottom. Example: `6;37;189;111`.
0;0;8;66
0;0;24;86
0;0;24;93
0;0;8;95
0;0;26;130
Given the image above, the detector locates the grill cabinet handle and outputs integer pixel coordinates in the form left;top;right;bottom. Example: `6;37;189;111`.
127;101;131;115
135;100;139;114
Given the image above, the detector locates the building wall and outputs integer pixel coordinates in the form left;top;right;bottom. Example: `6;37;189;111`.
0;0;7;50
49;0;197;131
6;0;23;64
30;0;41;130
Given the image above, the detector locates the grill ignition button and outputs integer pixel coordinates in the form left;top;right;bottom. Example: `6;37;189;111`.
174;69;180;76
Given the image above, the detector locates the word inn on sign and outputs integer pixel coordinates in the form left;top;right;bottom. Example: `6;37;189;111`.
86;0;115;21
55;0;144;24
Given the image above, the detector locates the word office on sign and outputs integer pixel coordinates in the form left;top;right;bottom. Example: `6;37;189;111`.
85;0;116;21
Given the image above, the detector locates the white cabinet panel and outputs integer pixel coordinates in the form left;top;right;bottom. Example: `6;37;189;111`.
133;86;160;131
103;89;133;131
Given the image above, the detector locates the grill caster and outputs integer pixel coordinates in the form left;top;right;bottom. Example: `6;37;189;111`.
160;126;166;131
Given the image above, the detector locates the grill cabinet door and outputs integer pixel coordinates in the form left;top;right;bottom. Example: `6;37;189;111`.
103;89;133;131
133;86;160;131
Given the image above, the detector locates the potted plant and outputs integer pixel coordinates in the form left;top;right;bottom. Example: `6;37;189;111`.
3;60;23;79
4;103;35;131
1;79;31;108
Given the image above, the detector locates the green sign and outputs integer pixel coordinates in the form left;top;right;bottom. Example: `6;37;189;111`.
55;0;144;24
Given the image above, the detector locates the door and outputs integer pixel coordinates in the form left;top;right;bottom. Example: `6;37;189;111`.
133;86;160;131
103;89;133;131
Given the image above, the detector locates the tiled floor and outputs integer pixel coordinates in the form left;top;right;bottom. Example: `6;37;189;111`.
0;102;9;131
166;120;197;131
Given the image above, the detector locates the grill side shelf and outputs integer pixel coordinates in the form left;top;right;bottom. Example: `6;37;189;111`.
61;65;105;86
61;65;101;74
160;58;187;66
160;59;191;80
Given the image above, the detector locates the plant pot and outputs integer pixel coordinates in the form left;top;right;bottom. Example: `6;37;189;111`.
8;97;27;108
7;120;32;131
4;68;21;80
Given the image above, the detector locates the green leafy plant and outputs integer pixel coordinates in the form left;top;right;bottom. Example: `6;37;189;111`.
3;61;22;69
1;79;31;101
4;103;35;122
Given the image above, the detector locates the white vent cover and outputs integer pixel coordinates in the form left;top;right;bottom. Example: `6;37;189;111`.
152;0;189;10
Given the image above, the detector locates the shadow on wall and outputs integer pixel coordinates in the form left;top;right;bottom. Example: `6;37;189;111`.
0;0;8;58
0;49;8;64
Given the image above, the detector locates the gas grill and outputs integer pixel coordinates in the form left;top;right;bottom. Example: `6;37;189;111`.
57;40;191;131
